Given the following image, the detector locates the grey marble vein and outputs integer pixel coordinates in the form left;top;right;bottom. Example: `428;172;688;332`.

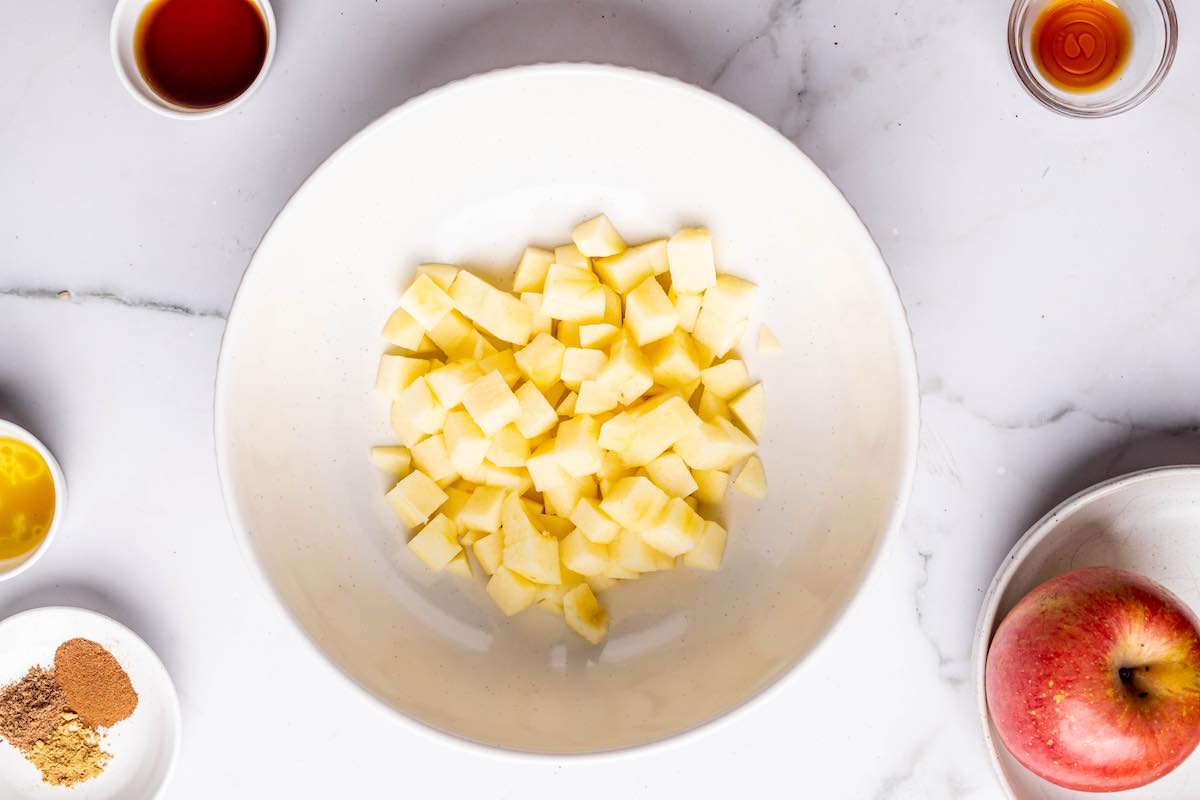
0;287;227;320
914;547;969;686
709;0;805;87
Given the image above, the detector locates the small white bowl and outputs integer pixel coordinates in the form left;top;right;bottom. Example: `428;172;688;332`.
0;420;66;582
974;465;1200;799
0;607;181;799
109;0;277;120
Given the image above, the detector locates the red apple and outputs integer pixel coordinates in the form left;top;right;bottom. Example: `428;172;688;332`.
986;566;1200;791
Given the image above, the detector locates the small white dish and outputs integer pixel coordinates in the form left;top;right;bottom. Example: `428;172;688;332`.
0;420;66;582
109;0;276;120
0;607;181;800
215;64;919;754
974;465;1200;799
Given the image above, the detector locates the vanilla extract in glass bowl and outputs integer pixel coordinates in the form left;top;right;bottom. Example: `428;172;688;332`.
1008;0;1177;117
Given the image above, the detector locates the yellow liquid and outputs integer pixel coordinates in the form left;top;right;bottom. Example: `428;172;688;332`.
0;438;56;559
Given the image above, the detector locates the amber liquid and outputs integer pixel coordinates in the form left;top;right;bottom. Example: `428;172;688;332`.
1033;0;1131;92
135;0;268;109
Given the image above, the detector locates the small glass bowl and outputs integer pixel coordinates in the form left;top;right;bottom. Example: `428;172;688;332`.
1009;0;1177;117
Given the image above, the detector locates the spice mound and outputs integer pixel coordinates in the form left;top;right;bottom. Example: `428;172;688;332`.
0;638;137;787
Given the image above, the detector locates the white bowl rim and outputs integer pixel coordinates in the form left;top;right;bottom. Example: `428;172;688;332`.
971;464;1200;798
213;62;921;760
0;420;67;582
108;0;278;121
0;604;183;799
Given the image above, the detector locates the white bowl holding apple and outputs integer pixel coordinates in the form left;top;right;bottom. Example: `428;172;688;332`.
975;465;1200;798
215;64;919;754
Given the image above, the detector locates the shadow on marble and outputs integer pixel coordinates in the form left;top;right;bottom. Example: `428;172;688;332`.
392;0;701;104
1019;427;1200;546
0;578;180;689
0;382;66;462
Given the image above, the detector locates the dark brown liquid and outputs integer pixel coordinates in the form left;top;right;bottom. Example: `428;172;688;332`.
1033;0;1131;92
135;0;268;109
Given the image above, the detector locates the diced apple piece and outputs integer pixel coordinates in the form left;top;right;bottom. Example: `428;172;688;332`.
600;476;669;532
526;440;569;492
487;424;530;467
683;521;727;570
561;347;608;388
541;265;606;322
386;469;449;528
733;455;767;498
520;496;543;518
601;285;622;326
575;380;620;415
475;463;531;495
586;575;618;593
696;387;732;423
513;381;558;438
644;453;698;497
691;308;747;359
381;307;426;350
539;514;575;539
560;529;609;576
521;292;554;336
375;354;431;397
410;434;459;484
598;334;654;404
370;445;412;476
473;532;504;575
603;560;641;580
569;497;621;544
514;332;566;391
477;349;521;388
407;514;461;570
441;485;472;524
672;418;757;470
398;376;448;434
554;244;591;271
543;473;596;517
417;263;459;290
645;330;700;389
442;410;490;474
640;497;705;557
390;401;426;447
613;527;661;572
477;290;534;346
758;324;783;354
671;290;703;333
426;360;484;408
513;246;554;292
667;227;717;292
562;584;608;643
554;415;603;477
692;469;729;504
702;273;757;322
459;485;505;533
460;527;487;546
487;566;537;615
572;214;626;258
501;491;541;541
593;239;667;293
445;550;472;577
399;273;455;330
426;310;475;358
620;394;702;467
624;277;678;346
461;370;521;436
555;391;577;417
729;383;764;438
597;412;637;452
579;323;620;349
700;359;750;399
503;530;561;585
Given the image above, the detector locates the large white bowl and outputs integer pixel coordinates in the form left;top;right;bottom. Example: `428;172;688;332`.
215;64;919;754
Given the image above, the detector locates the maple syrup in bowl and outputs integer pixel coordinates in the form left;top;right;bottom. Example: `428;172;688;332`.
1009;0;1176;117
110;0;277;119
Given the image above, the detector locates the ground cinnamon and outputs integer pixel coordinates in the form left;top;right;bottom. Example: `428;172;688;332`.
53;638;138;728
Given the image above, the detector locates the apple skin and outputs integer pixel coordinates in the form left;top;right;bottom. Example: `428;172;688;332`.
986;566;1200;792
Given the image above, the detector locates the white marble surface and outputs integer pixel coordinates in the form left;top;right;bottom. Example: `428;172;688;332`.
2;0;1199;797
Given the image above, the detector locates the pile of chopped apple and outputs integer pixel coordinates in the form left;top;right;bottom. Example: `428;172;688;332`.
371;215;774;644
